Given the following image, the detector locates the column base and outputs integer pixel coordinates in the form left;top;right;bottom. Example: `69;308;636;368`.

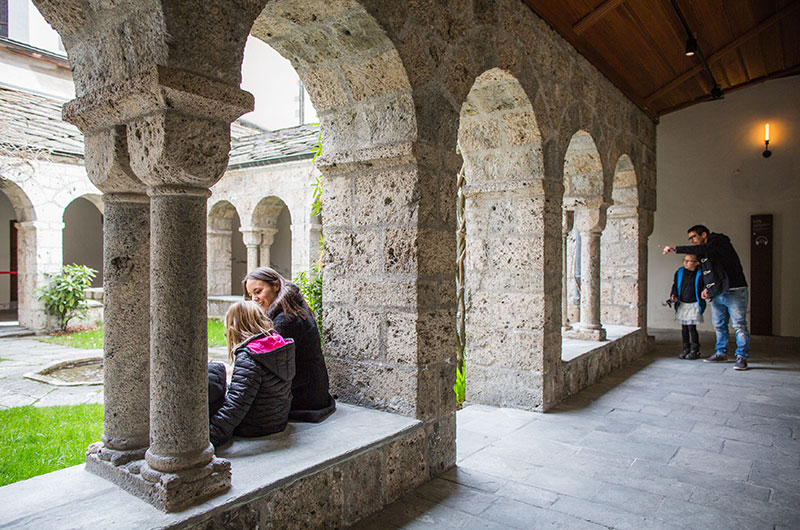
86;443;231;512
563;326;607;342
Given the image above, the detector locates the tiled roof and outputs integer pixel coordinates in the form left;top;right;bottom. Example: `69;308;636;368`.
228;123;319;168
0;85;320;167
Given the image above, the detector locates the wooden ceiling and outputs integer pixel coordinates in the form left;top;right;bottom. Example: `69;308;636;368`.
524;0;800;120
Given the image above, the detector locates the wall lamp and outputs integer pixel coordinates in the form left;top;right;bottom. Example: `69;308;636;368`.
763;123;772;158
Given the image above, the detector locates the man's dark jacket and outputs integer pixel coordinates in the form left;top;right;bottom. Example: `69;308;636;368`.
675;232;747;298
209;333;295;447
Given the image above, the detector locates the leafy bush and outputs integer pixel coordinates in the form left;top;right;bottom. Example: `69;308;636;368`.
37;265;97;331
294;263;322;327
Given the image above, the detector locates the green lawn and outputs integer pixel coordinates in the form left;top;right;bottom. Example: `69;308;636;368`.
38;319;227;349
0;404;104;486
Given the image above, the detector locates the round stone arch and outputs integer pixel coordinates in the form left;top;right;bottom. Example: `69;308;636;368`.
207;200;246;296
251;195;292;279
456;67;549;410
63;194;104;287
601;154;649;327
0;177;36;325
250;1;416;157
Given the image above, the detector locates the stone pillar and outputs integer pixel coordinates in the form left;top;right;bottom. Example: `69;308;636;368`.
79;128;151;474
240;228;262;271
207;228;232;296
562;210;574;330
144;186;218;482
14;220;63;331
566;206;607;341
258;227;278;270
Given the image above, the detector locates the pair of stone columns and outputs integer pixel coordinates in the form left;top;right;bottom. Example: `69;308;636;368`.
563;205;607;341
70;72;254;511
241;227;278;272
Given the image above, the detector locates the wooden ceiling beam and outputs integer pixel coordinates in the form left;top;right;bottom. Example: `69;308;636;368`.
656;63;800;116
573;0;626;35
645;1;800;104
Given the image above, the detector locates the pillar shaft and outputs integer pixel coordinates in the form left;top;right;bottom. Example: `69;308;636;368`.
579;229;603;330
145;188;214;473
101;193;150;461
562;211;574;330
259;228;278;270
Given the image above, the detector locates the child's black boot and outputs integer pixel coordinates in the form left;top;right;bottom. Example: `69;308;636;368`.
679;343;691;359
685;343;701;360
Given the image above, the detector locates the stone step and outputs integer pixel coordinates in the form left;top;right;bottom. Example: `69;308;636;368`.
0;325;34;338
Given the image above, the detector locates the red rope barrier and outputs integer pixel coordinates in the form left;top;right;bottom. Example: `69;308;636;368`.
0;271;18;274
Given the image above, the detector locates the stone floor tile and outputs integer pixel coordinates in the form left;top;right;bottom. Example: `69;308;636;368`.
630;458;772;502
724;414;797;439
413;478;499;516
663;391;741;412
521;467;604;499
480;497;607;530
457;451;542;483
577;430;679;464
439;467;507;495
668;447;753;482
722;438;800;468
654;496;773;530
492;480;559;509
606;408;696;432
548;495;682;530
627;423;725;453
690;422;775;446
688;486;800;527
589;483;664;516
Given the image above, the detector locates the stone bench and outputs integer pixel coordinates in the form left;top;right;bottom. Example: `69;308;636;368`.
0;403;426;529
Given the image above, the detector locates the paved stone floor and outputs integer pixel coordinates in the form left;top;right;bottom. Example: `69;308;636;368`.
353;330;800;530
1;330;799;529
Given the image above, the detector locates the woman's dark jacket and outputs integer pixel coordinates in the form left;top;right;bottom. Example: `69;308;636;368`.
270;309;336;422
675;232;747;298
670;267;706;314
208;333;295;447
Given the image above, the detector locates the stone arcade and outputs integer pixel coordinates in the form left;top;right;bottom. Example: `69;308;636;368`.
30;0;655;525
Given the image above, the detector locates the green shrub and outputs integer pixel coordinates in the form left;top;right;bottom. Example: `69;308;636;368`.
36;265;97;331
294;263;322;327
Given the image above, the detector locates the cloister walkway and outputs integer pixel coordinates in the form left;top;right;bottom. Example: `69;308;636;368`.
354;330;800;530
0;330;798;529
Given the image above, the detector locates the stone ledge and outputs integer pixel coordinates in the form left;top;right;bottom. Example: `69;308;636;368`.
0;403;423;529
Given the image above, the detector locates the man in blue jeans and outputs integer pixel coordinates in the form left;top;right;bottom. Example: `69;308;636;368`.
660;225;750;371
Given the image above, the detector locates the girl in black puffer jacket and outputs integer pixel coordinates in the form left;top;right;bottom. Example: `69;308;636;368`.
208;300;295;448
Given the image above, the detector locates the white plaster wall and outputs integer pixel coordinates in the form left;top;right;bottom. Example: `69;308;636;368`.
210;159;319;279
62;196;103;287
648;76;800;337
0;154;99;330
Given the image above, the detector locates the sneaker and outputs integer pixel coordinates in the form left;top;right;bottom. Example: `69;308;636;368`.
734;356;749;371
703;353;729;363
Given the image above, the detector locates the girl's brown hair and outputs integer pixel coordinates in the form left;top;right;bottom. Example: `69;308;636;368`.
242;267;311;322
224;300;275;362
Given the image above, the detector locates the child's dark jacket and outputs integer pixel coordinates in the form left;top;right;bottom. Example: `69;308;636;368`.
209;333;295;447
670;267;707;314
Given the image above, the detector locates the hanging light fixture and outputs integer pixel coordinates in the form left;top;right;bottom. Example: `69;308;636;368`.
684;37;697;56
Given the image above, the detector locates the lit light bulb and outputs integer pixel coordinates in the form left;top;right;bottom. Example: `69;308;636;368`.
765;123;770;142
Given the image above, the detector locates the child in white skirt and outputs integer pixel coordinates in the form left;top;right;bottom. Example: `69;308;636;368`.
670;254;706;359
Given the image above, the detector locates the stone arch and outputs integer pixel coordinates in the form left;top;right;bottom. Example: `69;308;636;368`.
601;154;645;327
207;200;246;296
249;1;416;157
562;129;607;344
457;68;547;410
0;178;36;323
251;195;292;279
62;194;104;288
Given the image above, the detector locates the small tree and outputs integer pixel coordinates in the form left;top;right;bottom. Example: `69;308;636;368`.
37;264;97;331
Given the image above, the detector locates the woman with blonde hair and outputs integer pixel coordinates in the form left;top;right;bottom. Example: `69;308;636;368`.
208;300;295;447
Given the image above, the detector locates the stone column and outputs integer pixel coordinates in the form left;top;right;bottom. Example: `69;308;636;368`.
566;206;607;341
258;227;278;270
74;128;152;477
144;186;217;480
240;228;262;271
562;210;574;330
14;220;63;331
207;228;232;296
